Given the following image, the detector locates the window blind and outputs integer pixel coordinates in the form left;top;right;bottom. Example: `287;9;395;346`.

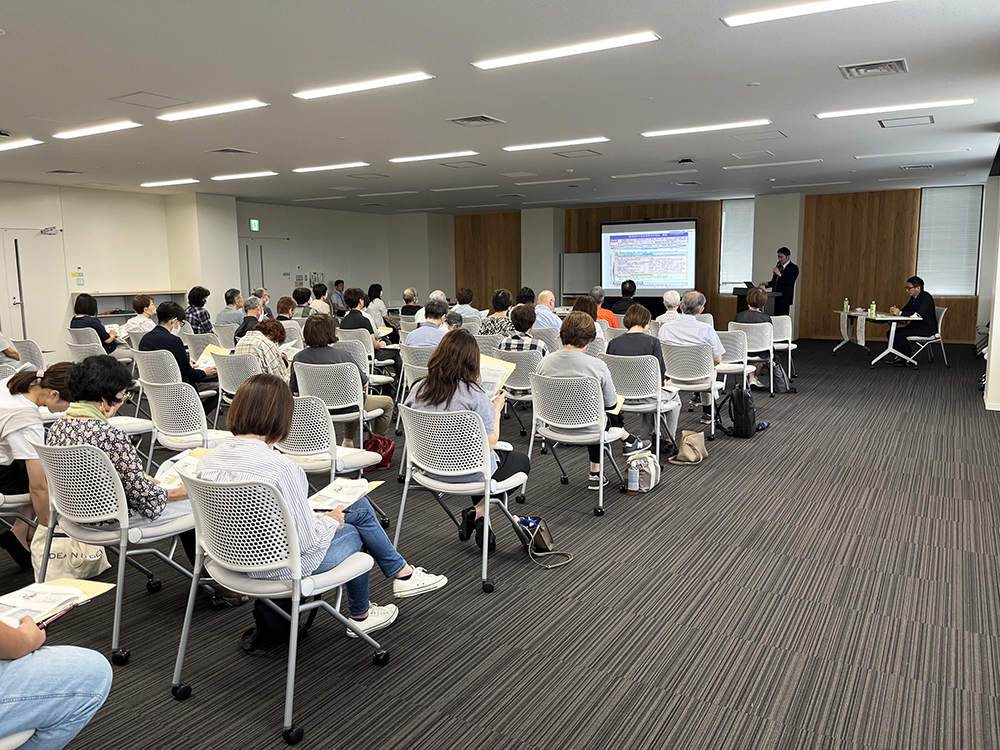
719;199;755;295
916;185;983;296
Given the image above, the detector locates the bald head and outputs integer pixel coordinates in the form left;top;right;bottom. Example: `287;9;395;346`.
429;290;447;302
538;290;555;311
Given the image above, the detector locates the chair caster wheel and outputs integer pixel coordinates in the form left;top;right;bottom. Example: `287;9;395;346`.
172;683;191;701
520;429;527;436
593;507;605;517
379;516;390;529
482;580;495;593
540;446;547;454
283;726;304;745
515;494;526;504
707;434;715;441
397;475;405;484
111;648;130;666
146;578;162;593
209;597;227;611
559;476;568;485
395;429;402;436
503;411;510;420
769;393;775;398
372;649;390;666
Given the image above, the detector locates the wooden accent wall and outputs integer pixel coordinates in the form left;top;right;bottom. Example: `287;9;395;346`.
800;190;977;343
564;201;736;321
454;213;521;310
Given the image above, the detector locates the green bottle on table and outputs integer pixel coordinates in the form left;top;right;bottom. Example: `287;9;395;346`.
869;300;876;317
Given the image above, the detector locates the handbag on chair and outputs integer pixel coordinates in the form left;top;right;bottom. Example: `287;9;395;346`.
667;430;708;466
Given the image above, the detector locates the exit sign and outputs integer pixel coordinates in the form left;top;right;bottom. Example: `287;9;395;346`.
249;218;260;232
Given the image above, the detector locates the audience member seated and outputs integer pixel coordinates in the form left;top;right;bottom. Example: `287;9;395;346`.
71;293;130;360
516;287;536;306
611;279;638;314
216;288;244;326
0;618;112;750
235;319;288;380
590;286;620;328
289;315;393;449
330;279;349;314
451;287;481;320
367;284;395;329
118;294;158;343
415;290;447;324
185;286;214;333
533;290;563;330
198;374;447;636
498;304;549;356
275;296;296;321
341;288;401;378
404;329;530;552
658;290;724;424
253;287;273;319
535;312;650;490
399;287;422;317
572;295;605;339
0;329;20;368
444;311;463;332
140;301;218;393
733;287;771;387
888;275;938;364
656;290;682;324
478;288;516;337
292;287;313;319
310;283;331;316
234;296;265;342
406;299;448;347
0;364;73;568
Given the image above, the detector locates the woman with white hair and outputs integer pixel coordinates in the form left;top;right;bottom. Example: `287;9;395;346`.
656;290;682;324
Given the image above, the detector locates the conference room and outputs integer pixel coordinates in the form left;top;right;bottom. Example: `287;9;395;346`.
1;1;999;747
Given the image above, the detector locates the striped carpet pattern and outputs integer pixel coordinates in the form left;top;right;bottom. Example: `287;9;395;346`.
4;339;998;749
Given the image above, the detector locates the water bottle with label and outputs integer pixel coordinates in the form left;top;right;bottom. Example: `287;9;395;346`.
627;464;639;495
869;300;876;317
844;298;850;313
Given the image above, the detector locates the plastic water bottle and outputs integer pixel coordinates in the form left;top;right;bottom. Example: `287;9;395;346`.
627;464;639;495
756;420;771;432
844;298;850;312
869;300;876;317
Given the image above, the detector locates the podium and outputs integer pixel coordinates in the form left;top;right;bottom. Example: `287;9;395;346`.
733;288;781;316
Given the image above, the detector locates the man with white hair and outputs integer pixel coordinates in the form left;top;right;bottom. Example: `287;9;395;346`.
533;290;562;329
589;286;619;329
656;290;682;324
658;290;724;424
415;289;447;324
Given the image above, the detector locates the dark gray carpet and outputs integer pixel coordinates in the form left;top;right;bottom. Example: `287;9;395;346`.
4;339;998;749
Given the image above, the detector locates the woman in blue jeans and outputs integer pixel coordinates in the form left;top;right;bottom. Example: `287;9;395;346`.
197;374;447;637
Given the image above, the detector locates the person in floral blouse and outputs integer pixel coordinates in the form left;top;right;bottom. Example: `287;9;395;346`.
477;288;516;337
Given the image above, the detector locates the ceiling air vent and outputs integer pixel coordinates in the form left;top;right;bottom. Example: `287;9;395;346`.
879;116;934;128
900;164;933;170
205;147;257;154
839;58;908;80
496;193;526;198
673;181;702;186
47;169;83;174
447;115;506;127
360;202;387;207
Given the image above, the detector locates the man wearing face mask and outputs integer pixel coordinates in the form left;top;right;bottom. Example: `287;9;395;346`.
139;301;218;396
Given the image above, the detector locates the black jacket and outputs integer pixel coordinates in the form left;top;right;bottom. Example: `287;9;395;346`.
898;290;937;337
767;261;799;304
139;325;207;386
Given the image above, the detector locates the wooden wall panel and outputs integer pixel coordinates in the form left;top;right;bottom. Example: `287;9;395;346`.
454;213;521;310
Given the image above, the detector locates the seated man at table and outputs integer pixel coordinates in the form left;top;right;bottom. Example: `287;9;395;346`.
888;276;937;364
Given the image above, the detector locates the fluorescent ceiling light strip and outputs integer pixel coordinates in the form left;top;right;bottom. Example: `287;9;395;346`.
514;177;591;186
854;149;971;160
293;196;347;201
396;207;444;212
642;119;771;138
877;176;939;182
816;99;974;119
771;181;851;189
292;162;369;173
522;199;581;205
357;191;418;197
389;151;477;163
473;31;659;70
0;138;43;152
504;137;609;152
210;171;278;181
430;184;499;192
457;203;509;208
611;169;698;179
723;159;823;170
140;178;200;187
722;0;895;27
156;99;268;122
52;121;142;139
294;72;433;100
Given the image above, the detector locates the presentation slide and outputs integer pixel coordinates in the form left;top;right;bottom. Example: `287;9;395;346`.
600;219;697;294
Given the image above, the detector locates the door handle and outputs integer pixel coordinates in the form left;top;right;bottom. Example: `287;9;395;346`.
12;298;22;306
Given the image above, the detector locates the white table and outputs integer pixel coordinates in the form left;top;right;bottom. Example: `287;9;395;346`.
832;310;921;367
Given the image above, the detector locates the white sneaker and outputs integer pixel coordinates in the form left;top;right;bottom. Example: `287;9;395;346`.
748;375;763;388
345;602;398;638
393;567;448;598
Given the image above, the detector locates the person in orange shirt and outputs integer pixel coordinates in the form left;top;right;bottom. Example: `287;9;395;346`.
590;286;620;328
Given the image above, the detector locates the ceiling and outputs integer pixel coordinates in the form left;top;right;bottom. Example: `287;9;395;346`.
1;0;998;215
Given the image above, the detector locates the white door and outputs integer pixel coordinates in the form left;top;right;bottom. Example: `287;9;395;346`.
1;229;70;360
239;238;290;297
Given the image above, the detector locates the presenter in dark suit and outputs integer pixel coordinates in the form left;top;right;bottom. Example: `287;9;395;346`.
761;247;799;317
888;276;937;363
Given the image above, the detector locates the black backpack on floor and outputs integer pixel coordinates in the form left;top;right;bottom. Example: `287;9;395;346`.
728;386;757;438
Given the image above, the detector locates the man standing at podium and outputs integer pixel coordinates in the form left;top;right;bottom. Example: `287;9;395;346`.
761;247;799;317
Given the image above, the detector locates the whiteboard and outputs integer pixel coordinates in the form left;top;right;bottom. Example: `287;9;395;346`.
561;253;601;295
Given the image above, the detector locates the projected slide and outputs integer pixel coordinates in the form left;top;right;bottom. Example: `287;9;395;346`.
600;219;697;294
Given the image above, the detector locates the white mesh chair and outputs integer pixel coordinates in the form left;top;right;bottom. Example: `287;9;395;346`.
399;318;418;337
139;380;232;471
69;327;132;367
395;344;435;424
11;339;45;369
178;321;194;335
601;353;680;456
492;348;543;437
66;341;105;363
293;362;383;444
532;327;561;352
648;320;661;337
214;323;238;350
171;469;386;745
331;339;394;388
461;316;482;335
596;319;609;334
661;342;724;439
605;326;626;342
396;405;527;593
126;330;148;351
528;373;626;515
695;313;715;329
399;314;417;325
0;491;34;533
474;334;502;357
715;330;754;389
180;331;222;362
278;320;303;349
614;314;626;328
0;365;15;379
907;306;949;367
32;441;200;666
212;353;262;428
729;321;775;397
585;338;607;358
770;315;797;378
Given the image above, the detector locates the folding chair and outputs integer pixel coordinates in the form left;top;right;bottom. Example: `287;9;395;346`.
601;353;680;456
661;342;724;439
139;380;232;472
907;306;949;367
728;321;775;397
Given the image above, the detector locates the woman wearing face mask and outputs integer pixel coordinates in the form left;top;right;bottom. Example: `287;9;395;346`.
138;301;218;397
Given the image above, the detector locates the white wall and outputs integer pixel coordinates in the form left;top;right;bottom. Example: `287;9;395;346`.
521;208;564;300
427;213;456;299
752;193;805;338
978;176;999;328
195;194;241;304
165;194;200;290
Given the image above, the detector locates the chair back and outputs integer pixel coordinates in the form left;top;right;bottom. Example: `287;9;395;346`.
695;313;715;329
728;321;773;353
474;335;502;357
935;306;948;336
140;380;209;440
0;365;15;379
294;362;364;412
126;330;148;351
585;337;607;358
606;326;626;342
11;339;45;369
614;314;626;328
338;328;373;357
214;353;261;397
492;348;543;392
68;326;103;347
528;373;603;431
661;342;715;383
32;442;128;526
399;320;418;334
399;315;417;324
66;341;105;362
717;330;749;365
400;343;434;370
648;320;661;337
532;327;561;351
461;316;482;335
770;316;792;345
214;323;239;350
131;348;182;384
596;319;609;334
279;320;303;349
398;405;491;481
331;340;369;372
180;331;222;361
601;354;660;400
275;396;337;459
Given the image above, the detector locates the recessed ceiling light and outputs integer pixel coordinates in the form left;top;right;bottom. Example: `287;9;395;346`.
156;99;269;122
430;185;500;192
293;72;434;100
642;119;771;137
292;196;347;201
503;137;609;152
0;138;43;152
140;178;200;187
514;177;592;186
292;162;370;173
771;181;851;189
816;99;974;119
611;169;698;179
357;191;418;197
389;151;478;163
722;0;896;27
854;149;971;160
210;171;278;181
472;31;660;69
52;121;143;139
722;159;823;170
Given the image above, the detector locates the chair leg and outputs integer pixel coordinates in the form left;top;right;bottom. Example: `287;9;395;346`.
595;439;605;515
548;443;568;482
393;470;411;547
213;392;223;430
146;429;157;474
481;491;491;591
282;588;303;742
38;521;56;582
171;553;203;699
110;538;129;664
940;340;949;367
